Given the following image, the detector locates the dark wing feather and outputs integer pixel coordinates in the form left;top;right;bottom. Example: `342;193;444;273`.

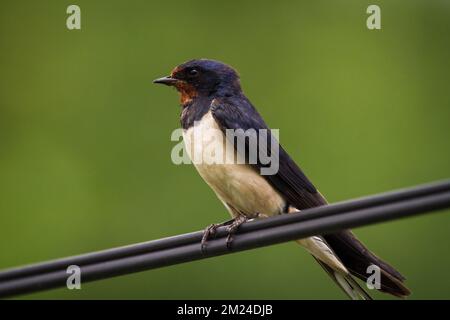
211;96;325;210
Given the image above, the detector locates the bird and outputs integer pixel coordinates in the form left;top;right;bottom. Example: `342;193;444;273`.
154;59;410;299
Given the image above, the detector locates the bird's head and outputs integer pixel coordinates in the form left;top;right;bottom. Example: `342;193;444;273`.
153;59;241;104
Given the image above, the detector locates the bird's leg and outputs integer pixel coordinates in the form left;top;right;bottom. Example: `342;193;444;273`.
201;218;234;253
225;215;249;250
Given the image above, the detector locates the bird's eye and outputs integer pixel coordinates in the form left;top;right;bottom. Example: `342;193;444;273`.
188;69;199;77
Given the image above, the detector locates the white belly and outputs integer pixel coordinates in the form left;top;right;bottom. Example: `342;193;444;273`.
182;111;285;218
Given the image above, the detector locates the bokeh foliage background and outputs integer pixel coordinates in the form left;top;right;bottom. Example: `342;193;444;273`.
0;0;449;299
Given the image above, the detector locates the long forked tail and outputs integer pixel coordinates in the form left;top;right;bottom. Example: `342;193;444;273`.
289;198;410;299
296;233;410;299
323;230;411;298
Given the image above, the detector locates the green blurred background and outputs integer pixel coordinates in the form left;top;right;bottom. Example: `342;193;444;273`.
0;0;449;299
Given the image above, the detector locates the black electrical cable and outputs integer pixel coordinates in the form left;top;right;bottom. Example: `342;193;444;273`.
1;179;449;282
0;180;449;298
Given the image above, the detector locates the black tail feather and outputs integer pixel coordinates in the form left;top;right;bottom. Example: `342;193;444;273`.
323;230;410;298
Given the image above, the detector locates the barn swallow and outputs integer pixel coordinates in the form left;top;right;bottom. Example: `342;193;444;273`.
154;59;410;299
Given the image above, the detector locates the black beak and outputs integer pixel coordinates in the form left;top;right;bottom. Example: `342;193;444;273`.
153;76;178;86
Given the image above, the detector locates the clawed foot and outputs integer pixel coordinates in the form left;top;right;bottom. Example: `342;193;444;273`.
225;215;248;250
201;219;234;253
200;216;249;252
